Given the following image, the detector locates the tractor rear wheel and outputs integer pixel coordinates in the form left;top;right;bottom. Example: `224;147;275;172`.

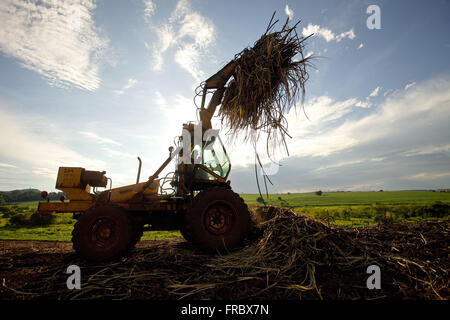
183;187;250;252
72;205;134;262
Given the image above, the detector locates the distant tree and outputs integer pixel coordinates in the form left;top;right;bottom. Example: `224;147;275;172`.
315;190;323;196
278;196;282;201
379;189;383;192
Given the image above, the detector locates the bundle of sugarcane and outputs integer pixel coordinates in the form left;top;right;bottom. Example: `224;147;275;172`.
218;14;313;151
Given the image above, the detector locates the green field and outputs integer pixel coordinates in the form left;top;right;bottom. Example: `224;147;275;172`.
0;190;449;241
241;190;450;207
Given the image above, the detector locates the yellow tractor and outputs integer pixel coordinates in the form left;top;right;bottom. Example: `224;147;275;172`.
38;60;251;262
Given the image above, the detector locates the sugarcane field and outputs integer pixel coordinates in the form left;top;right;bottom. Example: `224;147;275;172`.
0;0;449;315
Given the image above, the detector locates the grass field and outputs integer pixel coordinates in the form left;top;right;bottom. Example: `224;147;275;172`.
241;190;450;206
0;190;449;241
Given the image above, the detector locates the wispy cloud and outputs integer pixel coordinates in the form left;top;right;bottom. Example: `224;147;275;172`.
229;77;450;193
0;163;17;168
315;159;365;171
228;96;365;167
143;0;155;21
123;78;138;90
101;147;135;159
355;100;372;108
31;167;57;179
405;172;450;180
369;86;382;97
0;107;104;174
287;76;450;159
404;82;416;90
404;144;450;156
79;131;121;146
144;0;215;81
285;4;294;21
0;0;110;91
302;24;355;43
149;24;176;71
174;43;203;81
154;91;167;107
113;78;138;95
336;29;355;42
229;76;450;171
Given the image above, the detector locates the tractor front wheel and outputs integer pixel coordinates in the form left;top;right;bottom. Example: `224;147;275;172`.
72;205;134;262
183;187;250;252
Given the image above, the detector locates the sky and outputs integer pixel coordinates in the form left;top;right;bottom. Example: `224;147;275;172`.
0;0;449;193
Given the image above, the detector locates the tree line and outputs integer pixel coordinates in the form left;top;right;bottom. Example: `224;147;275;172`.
0;189;66;203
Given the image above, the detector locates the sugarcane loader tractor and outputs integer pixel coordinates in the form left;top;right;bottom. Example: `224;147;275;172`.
37;60;250;262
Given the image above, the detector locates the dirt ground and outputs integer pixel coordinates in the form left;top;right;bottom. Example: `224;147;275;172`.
0;239;183;297
1;213;448;300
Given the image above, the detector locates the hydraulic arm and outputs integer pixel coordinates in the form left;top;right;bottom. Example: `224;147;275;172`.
199;59;238;129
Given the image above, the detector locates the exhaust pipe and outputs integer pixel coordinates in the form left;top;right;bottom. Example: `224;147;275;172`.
136;157;142;184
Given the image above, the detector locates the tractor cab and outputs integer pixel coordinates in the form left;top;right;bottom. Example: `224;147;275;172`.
176;123;231;194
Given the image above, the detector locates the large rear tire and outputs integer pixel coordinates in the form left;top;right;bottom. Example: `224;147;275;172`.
72;205;134;262
183;187;250;252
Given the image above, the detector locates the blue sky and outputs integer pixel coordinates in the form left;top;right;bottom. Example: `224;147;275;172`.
0;0;449;193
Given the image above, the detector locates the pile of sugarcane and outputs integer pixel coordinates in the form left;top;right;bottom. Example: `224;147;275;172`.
3;207;448;300
218;14;313;152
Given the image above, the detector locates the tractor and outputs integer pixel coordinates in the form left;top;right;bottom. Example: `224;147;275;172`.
38;60;252;262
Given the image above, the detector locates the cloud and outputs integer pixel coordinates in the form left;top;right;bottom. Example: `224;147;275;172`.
405;172;450;181
302;24;335;42
404;82;416;90
101;147;135;159
302;24;356;43
227;96;363;167
177;11;215;46
174;43;203;81
369;86;382;97
355;100;372;108
227;76;450;192
315;159;365;171
292;77;450;158
0;0;109;91
154;91;167;107
123;78;138;90
0;107;105;179
31;167;57;180
143;0;155;20
403;144;450;156
113;78;138;95
336;29;355;42
79;132;121;146
153;92;197;132
145;0;215;80
0;163;17;168
150;24;176;71
285;4;294;20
